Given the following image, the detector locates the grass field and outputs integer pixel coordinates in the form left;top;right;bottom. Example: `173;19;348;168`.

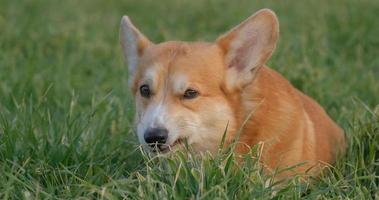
0;0;378;199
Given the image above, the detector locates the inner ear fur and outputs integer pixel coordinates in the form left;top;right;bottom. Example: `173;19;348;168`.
217;9;279;76
119;16;152;87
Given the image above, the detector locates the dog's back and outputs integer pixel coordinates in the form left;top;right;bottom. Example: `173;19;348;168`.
234;66;345;175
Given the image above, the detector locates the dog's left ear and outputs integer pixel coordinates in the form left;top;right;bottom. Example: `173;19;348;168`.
217;9;279;90
120;16;152;86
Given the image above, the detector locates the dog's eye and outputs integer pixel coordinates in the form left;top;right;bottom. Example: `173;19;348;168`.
140;84;151;98
183;89;199;99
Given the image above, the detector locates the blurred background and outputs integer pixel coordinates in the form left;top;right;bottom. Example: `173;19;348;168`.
1;0;378;109
0;0;378;198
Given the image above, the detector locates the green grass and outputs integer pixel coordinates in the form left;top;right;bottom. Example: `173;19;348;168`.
0;0;378;199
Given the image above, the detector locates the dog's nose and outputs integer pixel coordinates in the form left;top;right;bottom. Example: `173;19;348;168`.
144;127;168;147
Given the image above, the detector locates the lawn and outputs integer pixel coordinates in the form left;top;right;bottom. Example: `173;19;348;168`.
0;0;378;199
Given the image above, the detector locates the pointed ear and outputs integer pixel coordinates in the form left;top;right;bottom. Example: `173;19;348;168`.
120;16;152;86
216;9;279;90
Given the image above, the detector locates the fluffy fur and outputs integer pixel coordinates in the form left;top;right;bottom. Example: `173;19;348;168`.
119;9;346;177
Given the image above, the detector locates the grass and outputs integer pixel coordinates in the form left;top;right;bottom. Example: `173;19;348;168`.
0;0;378;199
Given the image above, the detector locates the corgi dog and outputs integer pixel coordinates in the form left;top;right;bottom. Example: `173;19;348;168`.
119;9;346;176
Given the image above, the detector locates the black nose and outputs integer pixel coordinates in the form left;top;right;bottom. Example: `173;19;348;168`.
144;128;168;147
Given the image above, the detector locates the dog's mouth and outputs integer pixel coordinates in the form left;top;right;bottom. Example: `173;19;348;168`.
151;138;185;153
171;138;185;147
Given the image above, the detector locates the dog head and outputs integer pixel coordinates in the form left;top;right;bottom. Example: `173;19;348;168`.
119;9;279;153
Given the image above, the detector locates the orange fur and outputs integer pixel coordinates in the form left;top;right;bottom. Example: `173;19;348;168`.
230;67;346;176
119;9;346;177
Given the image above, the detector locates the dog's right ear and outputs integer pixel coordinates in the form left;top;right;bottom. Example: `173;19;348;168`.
120;16;152;86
